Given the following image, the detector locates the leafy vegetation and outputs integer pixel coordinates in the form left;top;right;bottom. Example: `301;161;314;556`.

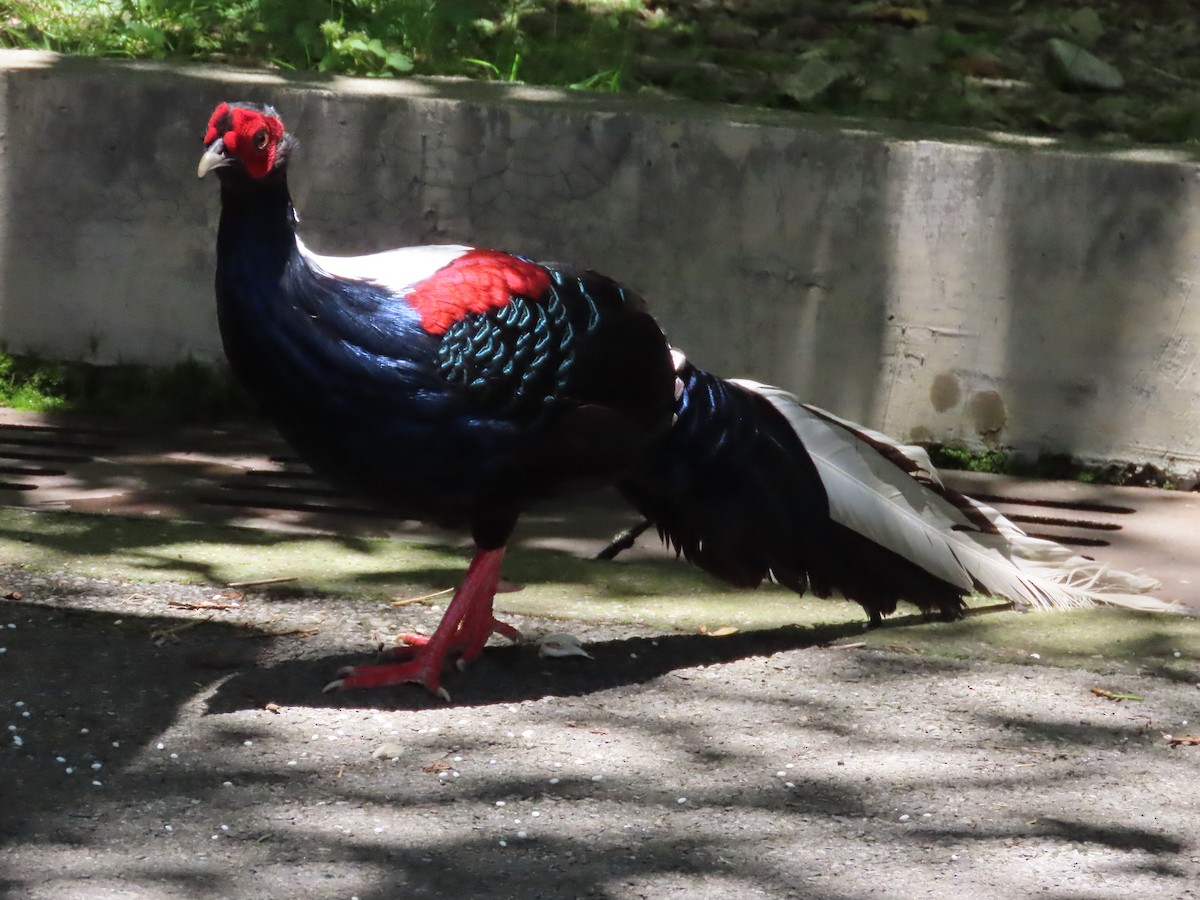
1;1;1198;143
926;443;1176;488
0;352;254;424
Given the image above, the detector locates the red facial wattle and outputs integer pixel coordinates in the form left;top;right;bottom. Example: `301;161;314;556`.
204;102;284;179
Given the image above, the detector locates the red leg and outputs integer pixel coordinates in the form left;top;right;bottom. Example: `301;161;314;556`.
324;547;518;699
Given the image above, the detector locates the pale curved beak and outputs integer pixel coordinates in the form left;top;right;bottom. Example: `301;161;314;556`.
197;139;230;178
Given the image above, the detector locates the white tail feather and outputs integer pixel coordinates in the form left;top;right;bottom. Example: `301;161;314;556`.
730;380;1177;614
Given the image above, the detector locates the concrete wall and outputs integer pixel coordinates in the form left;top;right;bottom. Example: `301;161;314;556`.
2;50;1200;472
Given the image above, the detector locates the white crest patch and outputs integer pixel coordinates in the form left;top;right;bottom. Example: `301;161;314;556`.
297;239;472;296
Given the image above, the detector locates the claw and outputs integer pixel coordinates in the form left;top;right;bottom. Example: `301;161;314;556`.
437;686;452;703
455;658;469;672
322;678;345;694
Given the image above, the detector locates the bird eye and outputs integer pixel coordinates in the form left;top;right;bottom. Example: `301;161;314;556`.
253;129;269;151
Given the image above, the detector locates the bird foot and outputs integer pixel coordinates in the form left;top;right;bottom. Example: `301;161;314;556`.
323;656;453;702
326;614;522;699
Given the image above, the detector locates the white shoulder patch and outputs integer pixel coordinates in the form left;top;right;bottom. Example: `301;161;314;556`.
297;239;473;295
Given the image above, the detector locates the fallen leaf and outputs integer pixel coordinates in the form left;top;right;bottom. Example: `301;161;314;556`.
264;702;282;714
1162;733;1200;747
857;4;929;26
3;591;22;601
1091;687;1143;702
422;760;453;774
706;626;739;637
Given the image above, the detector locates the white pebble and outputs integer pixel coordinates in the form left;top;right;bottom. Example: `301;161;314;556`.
785;782;796;788
113;619;122;625
6;725;14;732
517;830;528;839
374;827;383;834
56;756;65;763
1030;653;1041;660
899;814;910;822
156;743;165;751
222;781;233;787
0;648;6;654
65;767;74;775
591;775;603;782
531;811;541;818
923;813;932;818
21;711;29;718
495;801;506;807
92;780;102;787
164;825;173;832
91;762;102;771
498;840;507;848
211;834;220;840
169;753;179;760
80;728;88;734
521;730;533;739
14;701;23;708
549;778;559;785
677;797;687;804
1174;651;1182;658
775;770;786;777
111;741;120;748
11;735;23;747
243;740;253;747
950;853;959;861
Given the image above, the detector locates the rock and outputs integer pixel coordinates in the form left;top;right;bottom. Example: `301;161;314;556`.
1066;7;1104;48
1045;38;1124;91
778;57;844;104
705;17;759;50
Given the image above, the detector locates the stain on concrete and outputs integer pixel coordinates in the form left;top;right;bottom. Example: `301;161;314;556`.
930;373;961;412
908;424;935;443
968;390;1008;437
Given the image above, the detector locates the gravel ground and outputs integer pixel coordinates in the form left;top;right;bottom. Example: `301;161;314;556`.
2;567;1199;899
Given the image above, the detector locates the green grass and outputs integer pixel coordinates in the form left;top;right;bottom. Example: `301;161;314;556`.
0;0;645;88
0;351;254;425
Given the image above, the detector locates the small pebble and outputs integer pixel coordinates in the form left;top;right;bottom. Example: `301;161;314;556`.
1030;653;1041;660
677;797;687;804
498;840;507;848
91;762;102;771
517;830;528;839
899;814;910;822
170;753;179;760
80;728;88;734
222;781;233;787
1175;651;1182;658
164;825;173;832
549;778;559;785
156;743;165;751
92;780;102;787
56;756;65;763
591;775;603;782
65;767;74;775
242;740;253;747
11;735;23;747
111;741;120;748
21;711;29;718
495;801;506;807
785;782;796;788
531;811;541;818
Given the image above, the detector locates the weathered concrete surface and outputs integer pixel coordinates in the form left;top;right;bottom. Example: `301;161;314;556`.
2;51;1200;472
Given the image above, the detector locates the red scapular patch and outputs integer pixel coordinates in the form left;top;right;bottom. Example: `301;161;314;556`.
406;250;552;336
204;103;285;180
